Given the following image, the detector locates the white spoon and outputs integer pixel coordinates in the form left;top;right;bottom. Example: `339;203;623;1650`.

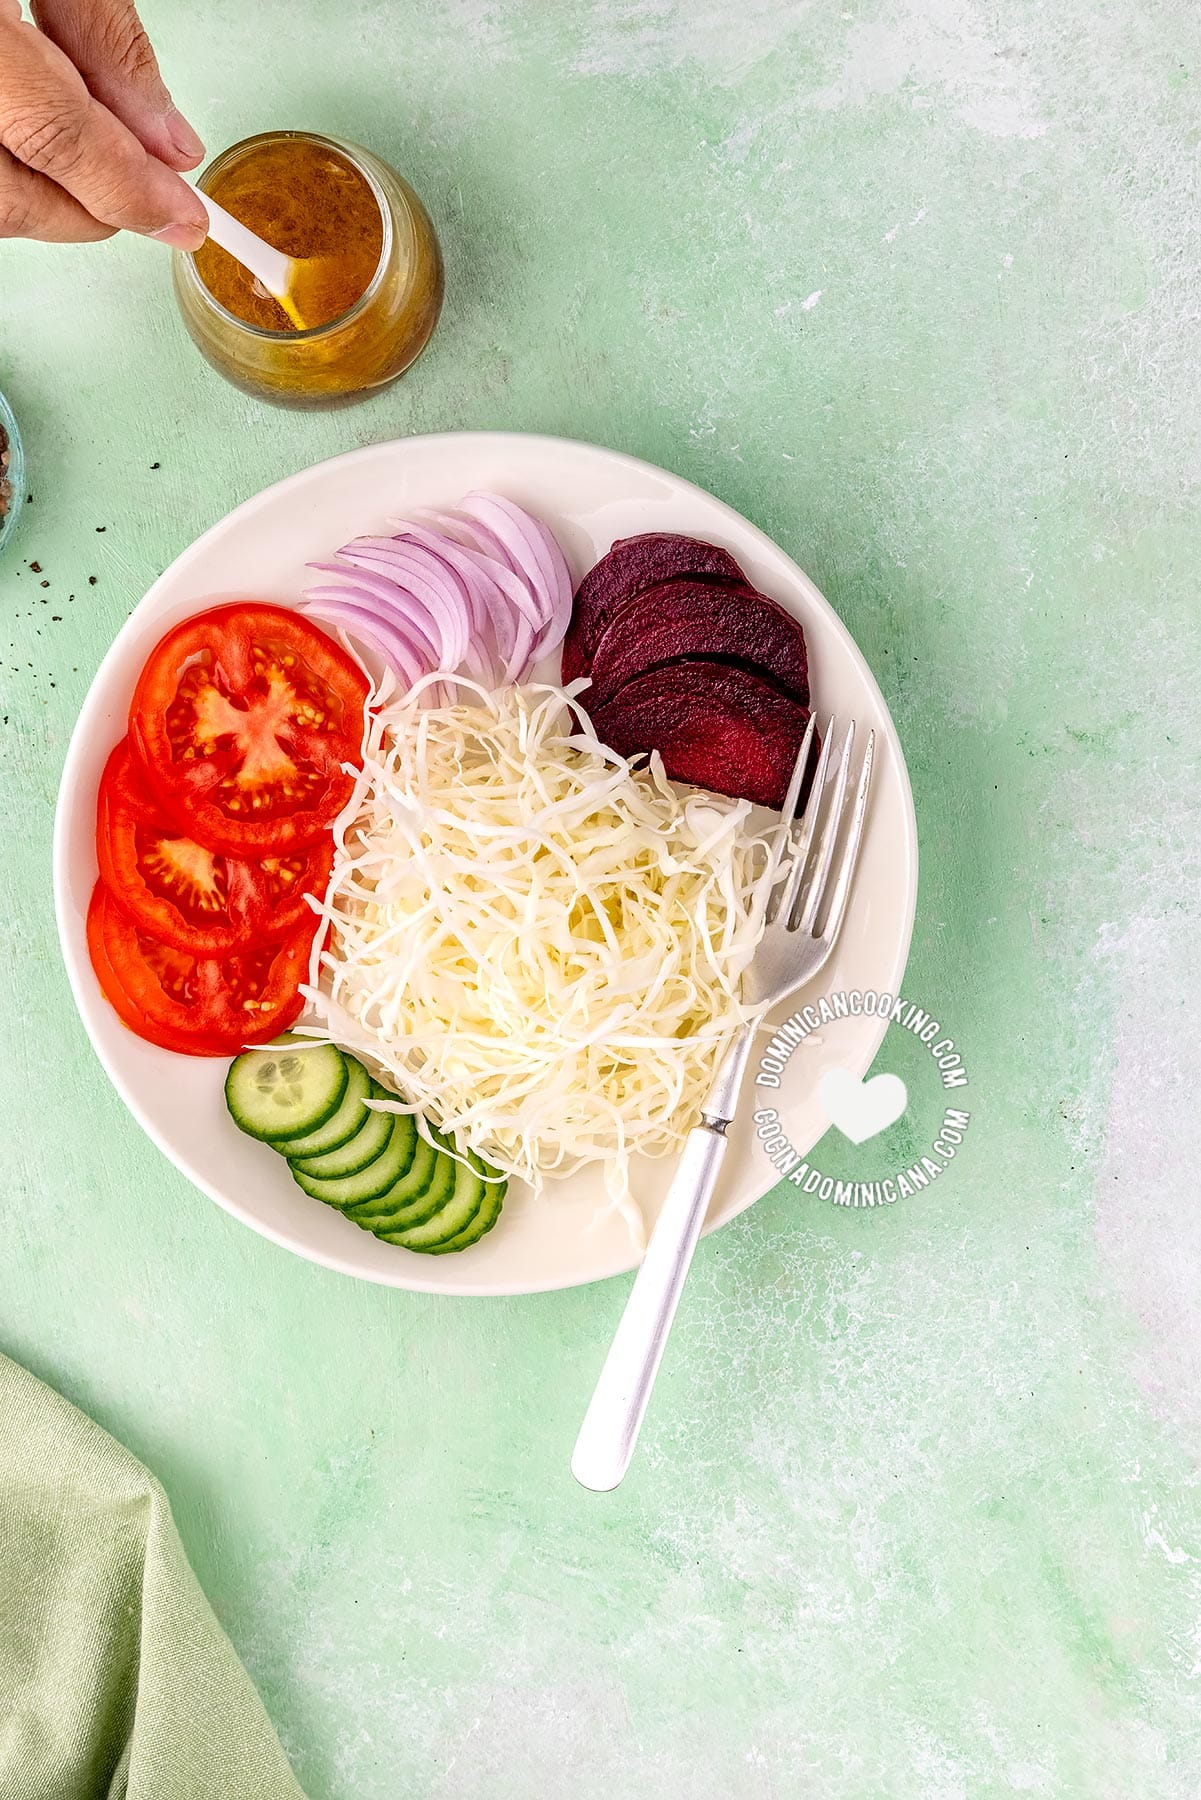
190;186;309;330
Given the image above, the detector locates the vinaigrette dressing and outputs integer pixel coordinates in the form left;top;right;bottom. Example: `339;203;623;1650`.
194;138;384;333
173;132;443;407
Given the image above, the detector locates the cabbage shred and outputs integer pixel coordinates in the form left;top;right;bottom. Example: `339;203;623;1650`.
302;677;772;1238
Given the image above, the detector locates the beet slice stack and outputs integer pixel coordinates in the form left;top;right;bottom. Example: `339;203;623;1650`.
586;577;809;710
566;532;814;810
562;532;745;684
592;662;814;810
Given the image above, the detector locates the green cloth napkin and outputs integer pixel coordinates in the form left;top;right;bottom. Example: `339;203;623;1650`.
0;1352;306;1800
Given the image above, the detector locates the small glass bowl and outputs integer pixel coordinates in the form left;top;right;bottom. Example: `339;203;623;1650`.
0;389;25;559
172;131;444;409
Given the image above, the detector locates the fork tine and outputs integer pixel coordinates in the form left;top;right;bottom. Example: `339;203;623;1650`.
818;728;874;945
759;715;817;935
766;712;817;882
794;719;856;934
770;714;834;927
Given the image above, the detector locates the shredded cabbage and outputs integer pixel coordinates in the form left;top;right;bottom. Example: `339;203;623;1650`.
301;676;772;1240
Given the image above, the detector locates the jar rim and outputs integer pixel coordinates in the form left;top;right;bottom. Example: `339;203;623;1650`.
177;130;397;341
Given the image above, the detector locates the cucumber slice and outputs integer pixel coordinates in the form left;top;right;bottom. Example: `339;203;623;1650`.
379;1146;494;1251
292;1114;419;1209
226;1043;347;1144
422;1171;507;1254
275;1057;372;1159
346;1131;454;1234
291;1086;394;1179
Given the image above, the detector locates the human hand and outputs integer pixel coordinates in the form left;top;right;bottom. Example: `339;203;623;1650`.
0;0;207;247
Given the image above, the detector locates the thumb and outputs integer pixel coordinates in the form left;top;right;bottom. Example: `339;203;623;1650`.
30;0;205;170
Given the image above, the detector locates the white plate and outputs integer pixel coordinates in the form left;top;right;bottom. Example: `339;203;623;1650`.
54;433;917;1296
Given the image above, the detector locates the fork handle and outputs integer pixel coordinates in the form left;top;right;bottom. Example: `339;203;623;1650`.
571;1124;730;1492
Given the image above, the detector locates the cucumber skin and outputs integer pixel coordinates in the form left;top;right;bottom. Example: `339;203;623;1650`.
378;1149;491;1251
226;1044;347;1144
345;1135;454;1233
420;1175;507;1254
345;1133;437;1223
291;1115;418;1209
290;1088;396;1180
274;1058;372;1159
242;1056;512;1255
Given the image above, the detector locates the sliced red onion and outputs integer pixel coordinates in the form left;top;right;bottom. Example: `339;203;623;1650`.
439;513;542;617
415;513;546;632
389;522;498;642
307;561;444;667
438;514;569;671
334;542;470;671
461;492;571;627
385;525;491;643
393;521;537;682
301;495;574;695
451;500;573;667
298;593;429;688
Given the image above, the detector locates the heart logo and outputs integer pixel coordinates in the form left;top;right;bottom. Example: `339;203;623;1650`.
818;1067;908;1145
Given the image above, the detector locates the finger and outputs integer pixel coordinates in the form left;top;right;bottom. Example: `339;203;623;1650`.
0;143;113;241
0;15;207;247
31;0;204;170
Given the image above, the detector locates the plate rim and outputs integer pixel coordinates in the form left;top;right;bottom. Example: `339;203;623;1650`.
52;429;918;1297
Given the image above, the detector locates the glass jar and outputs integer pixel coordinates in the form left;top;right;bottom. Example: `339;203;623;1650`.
0;388;25;559
172;131;444;409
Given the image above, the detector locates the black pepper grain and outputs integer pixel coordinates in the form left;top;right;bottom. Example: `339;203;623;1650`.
88;576;97;585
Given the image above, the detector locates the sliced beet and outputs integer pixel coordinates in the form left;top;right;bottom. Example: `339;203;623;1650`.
563;533;747;683
587;577;809;710
591;659;813;810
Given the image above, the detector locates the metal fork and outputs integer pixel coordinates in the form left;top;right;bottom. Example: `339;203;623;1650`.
571;717;875;1492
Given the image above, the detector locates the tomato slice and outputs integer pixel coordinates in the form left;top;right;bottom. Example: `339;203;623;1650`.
97;740;334;955
129;602;369;855
87;882;314;1056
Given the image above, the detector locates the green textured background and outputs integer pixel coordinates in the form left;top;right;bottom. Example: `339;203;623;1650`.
3;1;1200;1793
